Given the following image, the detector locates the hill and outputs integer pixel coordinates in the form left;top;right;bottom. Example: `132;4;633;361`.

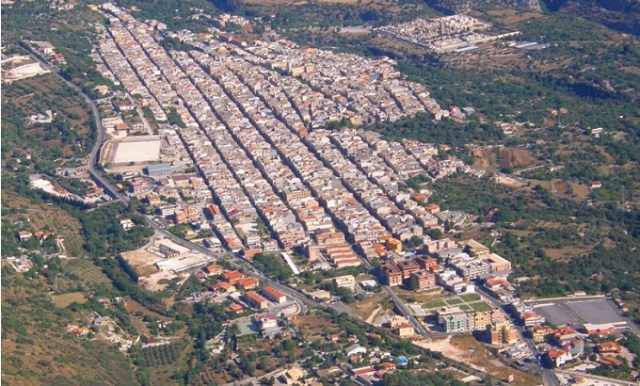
1;271;139;386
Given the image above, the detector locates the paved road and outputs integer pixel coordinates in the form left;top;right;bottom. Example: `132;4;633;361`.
541;369;560;386
383;285;430;337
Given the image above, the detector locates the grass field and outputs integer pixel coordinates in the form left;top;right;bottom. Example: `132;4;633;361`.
470;302;492;312
447;298;463;306
460;294;481;302
423;299;447;309
51;292;87;308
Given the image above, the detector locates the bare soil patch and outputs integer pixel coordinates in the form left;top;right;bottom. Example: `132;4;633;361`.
418;336;541;385
350;293;388;321
500;148;536;168
124;299;172;322
51;292;87;308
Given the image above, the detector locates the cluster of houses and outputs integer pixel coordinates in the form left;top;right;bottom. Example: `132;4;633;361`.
29;175;107;205
380;238;512;294
534;323;629;368
202;264;287;313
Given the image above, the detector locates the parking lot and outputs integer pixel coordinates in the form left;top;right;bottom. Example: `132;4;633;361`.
534;298;626;327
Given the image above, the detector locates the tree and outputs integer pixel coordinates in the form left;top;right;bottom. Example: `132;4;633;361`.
407;275;419;291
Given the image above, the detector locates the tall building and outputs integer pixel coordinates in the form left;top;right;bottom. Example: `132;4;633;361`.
381;261;403;286
488;321;518;345
444;313;470;333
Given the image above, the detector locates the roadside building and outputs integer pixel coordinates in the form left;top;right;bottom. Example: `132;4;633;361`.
381;261;402;286
236;277;259;291
221;270;245;285
488;321;518;345
395;323;415;338
410;270;436;291
262;286;286;304
243;291;268;310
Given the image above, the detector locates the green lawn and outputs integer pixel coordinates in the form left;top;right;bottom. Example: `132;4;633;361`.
470;302;493;312
446;297;463;305
460;294;481;302
423;299;447;309
460;304;473;312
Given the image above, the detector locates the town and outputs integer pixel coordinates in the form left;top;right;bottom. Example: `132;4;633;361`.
16;3;630;385
22;3;635;384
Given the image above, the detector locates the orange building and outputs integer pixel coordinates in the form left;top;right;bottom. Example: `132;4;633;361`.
236;277;259;291
221;270;245;284
381;261;402;286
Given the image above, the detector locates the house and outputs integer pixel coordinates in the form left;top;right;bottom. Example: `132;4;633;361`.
377;362;396;371
281;368;304;385
120;218;135;230
521;312;546;328
590;181;602;189
389;315;410;329
18;231;33;242
395;323;415;338
204;264;223;276
545;348;572;367
597;342;622;354
243;291;268;310
385;238;403;253
210;282;235;293
309;289;331;302
254;313;282;338
333;275;355;289
351;366;376;377
221;270;245;284
424;203;440;214
530;325;553;343
235;277;259;291
553;326;578;345
93;316;112;327
262;286;286;304
344;344;367;357
227;304;244;314
598;356;622;367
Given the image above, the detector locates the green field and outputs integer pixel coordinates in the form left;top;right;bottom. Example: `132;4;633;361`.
461;294;481;302
423;299;447;309
446;297;464;305
470;302;493;312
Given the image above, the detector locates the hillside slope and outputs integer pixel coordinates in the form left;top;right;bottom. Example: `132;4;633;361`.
1;272;139;386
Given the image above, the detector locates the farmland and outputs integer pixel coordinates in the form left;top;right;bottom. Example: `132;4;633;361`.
60;258;116;295
142;342;184;367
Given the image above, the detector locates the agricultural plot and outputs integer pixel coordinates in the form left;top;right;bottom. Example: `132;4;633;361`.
142;342;183;367
62;259;115;295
